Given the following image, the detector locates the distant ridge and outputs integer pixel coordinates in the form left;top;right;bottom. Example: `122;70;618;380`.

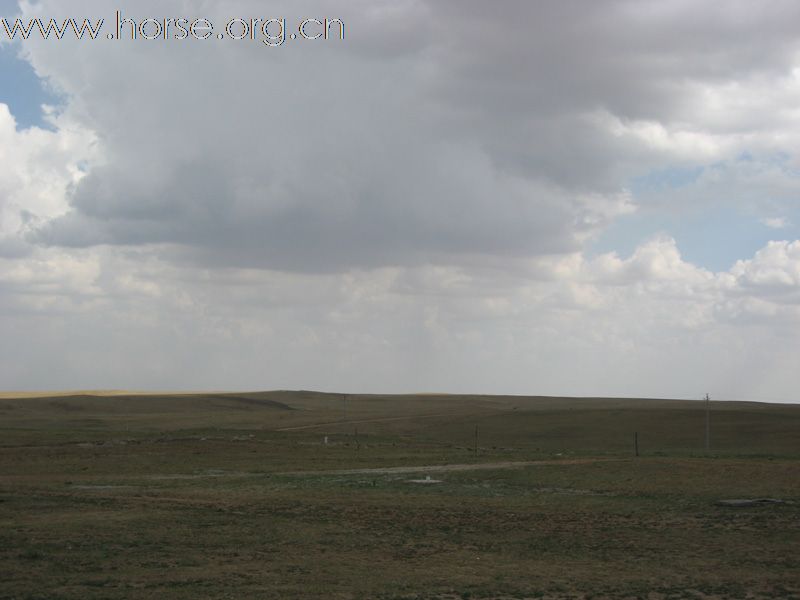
0;389;241;399
0;389;794;406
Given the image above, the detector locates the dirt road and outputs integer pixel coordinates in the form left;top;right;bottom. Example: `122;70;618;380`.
281;458;621;477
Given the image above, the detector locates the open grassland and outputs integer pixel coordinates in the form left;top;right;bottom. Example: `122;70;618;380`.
0;391;798;599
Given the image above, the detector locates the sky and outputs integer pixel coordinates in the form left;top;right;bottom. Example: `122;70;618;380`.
1;0;800;402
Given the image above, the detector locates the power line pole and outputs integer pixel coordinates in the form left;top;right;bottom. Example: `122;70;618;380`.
704;393;711;452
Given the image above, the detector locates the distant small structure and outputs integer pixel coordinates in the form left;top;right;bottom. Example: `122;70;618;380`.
407;475;442;484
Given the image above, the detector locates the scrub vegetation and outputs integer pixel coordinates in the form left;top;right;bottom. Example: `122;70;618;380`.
1;391;798;599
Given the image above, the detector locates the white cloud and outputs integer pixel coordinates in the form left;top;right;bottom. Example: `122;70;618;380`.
761;216;790;229
2;234;799;400
0;103;98;255
12;0;799;269
730;240;800;293
1;0;800;401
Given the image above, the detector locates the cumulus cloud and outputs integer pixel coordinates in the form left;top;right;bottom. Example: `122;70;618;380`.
1;0;800;400
14;0;799;271
761;216;790;229
730;240;800;294
0;103;97;256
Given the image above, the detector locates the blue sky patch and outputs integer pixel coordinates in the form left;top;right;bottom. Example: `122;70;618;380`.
630;165;705;193
590;207;798;272
0;29;61;129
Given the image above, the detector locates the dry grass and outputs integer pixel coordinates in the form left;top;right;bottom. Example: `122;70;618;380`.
1;391;798;599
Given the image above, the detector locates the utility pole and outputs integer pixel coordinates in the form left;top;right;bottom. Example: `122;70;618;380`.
342;394;347;422
704;393;711;452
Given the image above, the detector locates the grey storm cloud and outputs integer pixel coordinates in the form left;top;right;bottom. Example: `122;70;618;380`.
4;0;800;400
20;0;800;273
